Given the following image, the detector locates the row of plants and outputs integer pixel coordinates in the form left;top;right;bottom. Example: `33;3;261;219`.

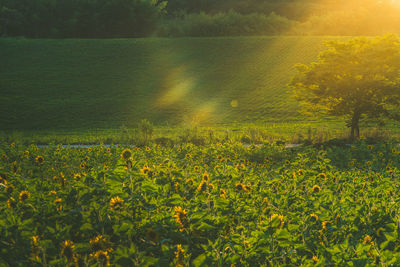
1;140;400;266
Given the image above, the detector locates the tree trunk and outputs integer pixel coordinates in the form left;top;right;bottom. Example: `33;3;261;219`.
350;110;361;141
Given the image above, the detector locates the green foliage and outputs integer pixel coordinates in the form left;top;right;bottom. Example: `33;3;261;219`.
289;34;400;139
0;0;167;38
137;119;154;145
158;11;296;37
1;140;400;265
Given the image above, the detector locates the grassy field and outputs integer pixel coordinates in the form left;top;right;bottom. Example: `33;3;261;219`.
3;121;398;146
0;36;351;131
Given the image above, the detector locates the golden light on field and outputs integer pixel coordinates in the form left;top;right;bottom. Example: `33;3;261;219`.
144;0;400;127
231;99;239;108
155;66;196;107
186;101;217;126
148;45;224;125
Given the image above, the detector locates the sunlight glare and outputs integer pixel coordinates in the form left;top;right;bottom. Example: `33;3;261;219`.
155;66;196;107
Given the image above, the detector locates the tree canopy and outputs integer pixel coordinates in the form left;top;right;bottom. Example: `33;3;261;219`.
289;34;400;140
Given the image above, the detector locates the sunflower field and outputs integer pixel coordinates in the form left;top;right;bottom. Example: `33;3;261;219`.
1;141;400;266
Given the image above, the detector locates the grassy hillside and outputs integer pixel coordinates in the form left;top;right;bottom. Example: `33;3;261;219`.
0;37;348;130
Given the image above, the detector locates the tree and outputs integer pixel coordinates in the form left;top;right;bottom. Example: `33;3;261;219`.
289;34;400;140
0;6;22;36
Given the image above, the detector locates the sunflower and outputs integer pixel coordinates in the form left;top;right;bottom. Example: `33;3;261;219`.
19;190;30;202
73;173;81;180
173;206;188;232
54;198;62;205
109;196;124;210
7;197;16;209
145;228;159;242
202;172;210;181
140;165;151;175
185;153;192;159
31;235;40;261
193;166;199;172
312;256;318;263
145;147;151;152
174;182;180;191
120;148;132;161
80;162;87;169
322;221;330;231
297;169;304;176
244;185;251;192
208;183;215;191
22;150;29;158
57;205;63;212
368;145;374;150
49;190;57;195
61;240;75;261
31;235;40;247
217;155;224;161
363;235;373;245
1;154;9;161
175;244;185;267
312;185;321;193
58;172;65;181
90;235;109;251
235;182;244;191
310;213;319;222
186;178;194;186
220;189;227;199
90;250;110;266
35;155;44;165
238;163;246;170
196;180;207;193
318;173;327;180
376;227;384;237
0;175;7;185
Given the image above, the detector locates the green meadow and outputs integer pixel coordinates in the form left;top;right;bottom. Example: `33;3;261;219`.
3;36;400;144
1;37;347;130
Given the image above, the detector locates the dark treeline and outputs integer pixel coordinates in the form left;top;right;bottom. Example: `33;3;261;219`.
0;0;167;37
1;0;400;38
